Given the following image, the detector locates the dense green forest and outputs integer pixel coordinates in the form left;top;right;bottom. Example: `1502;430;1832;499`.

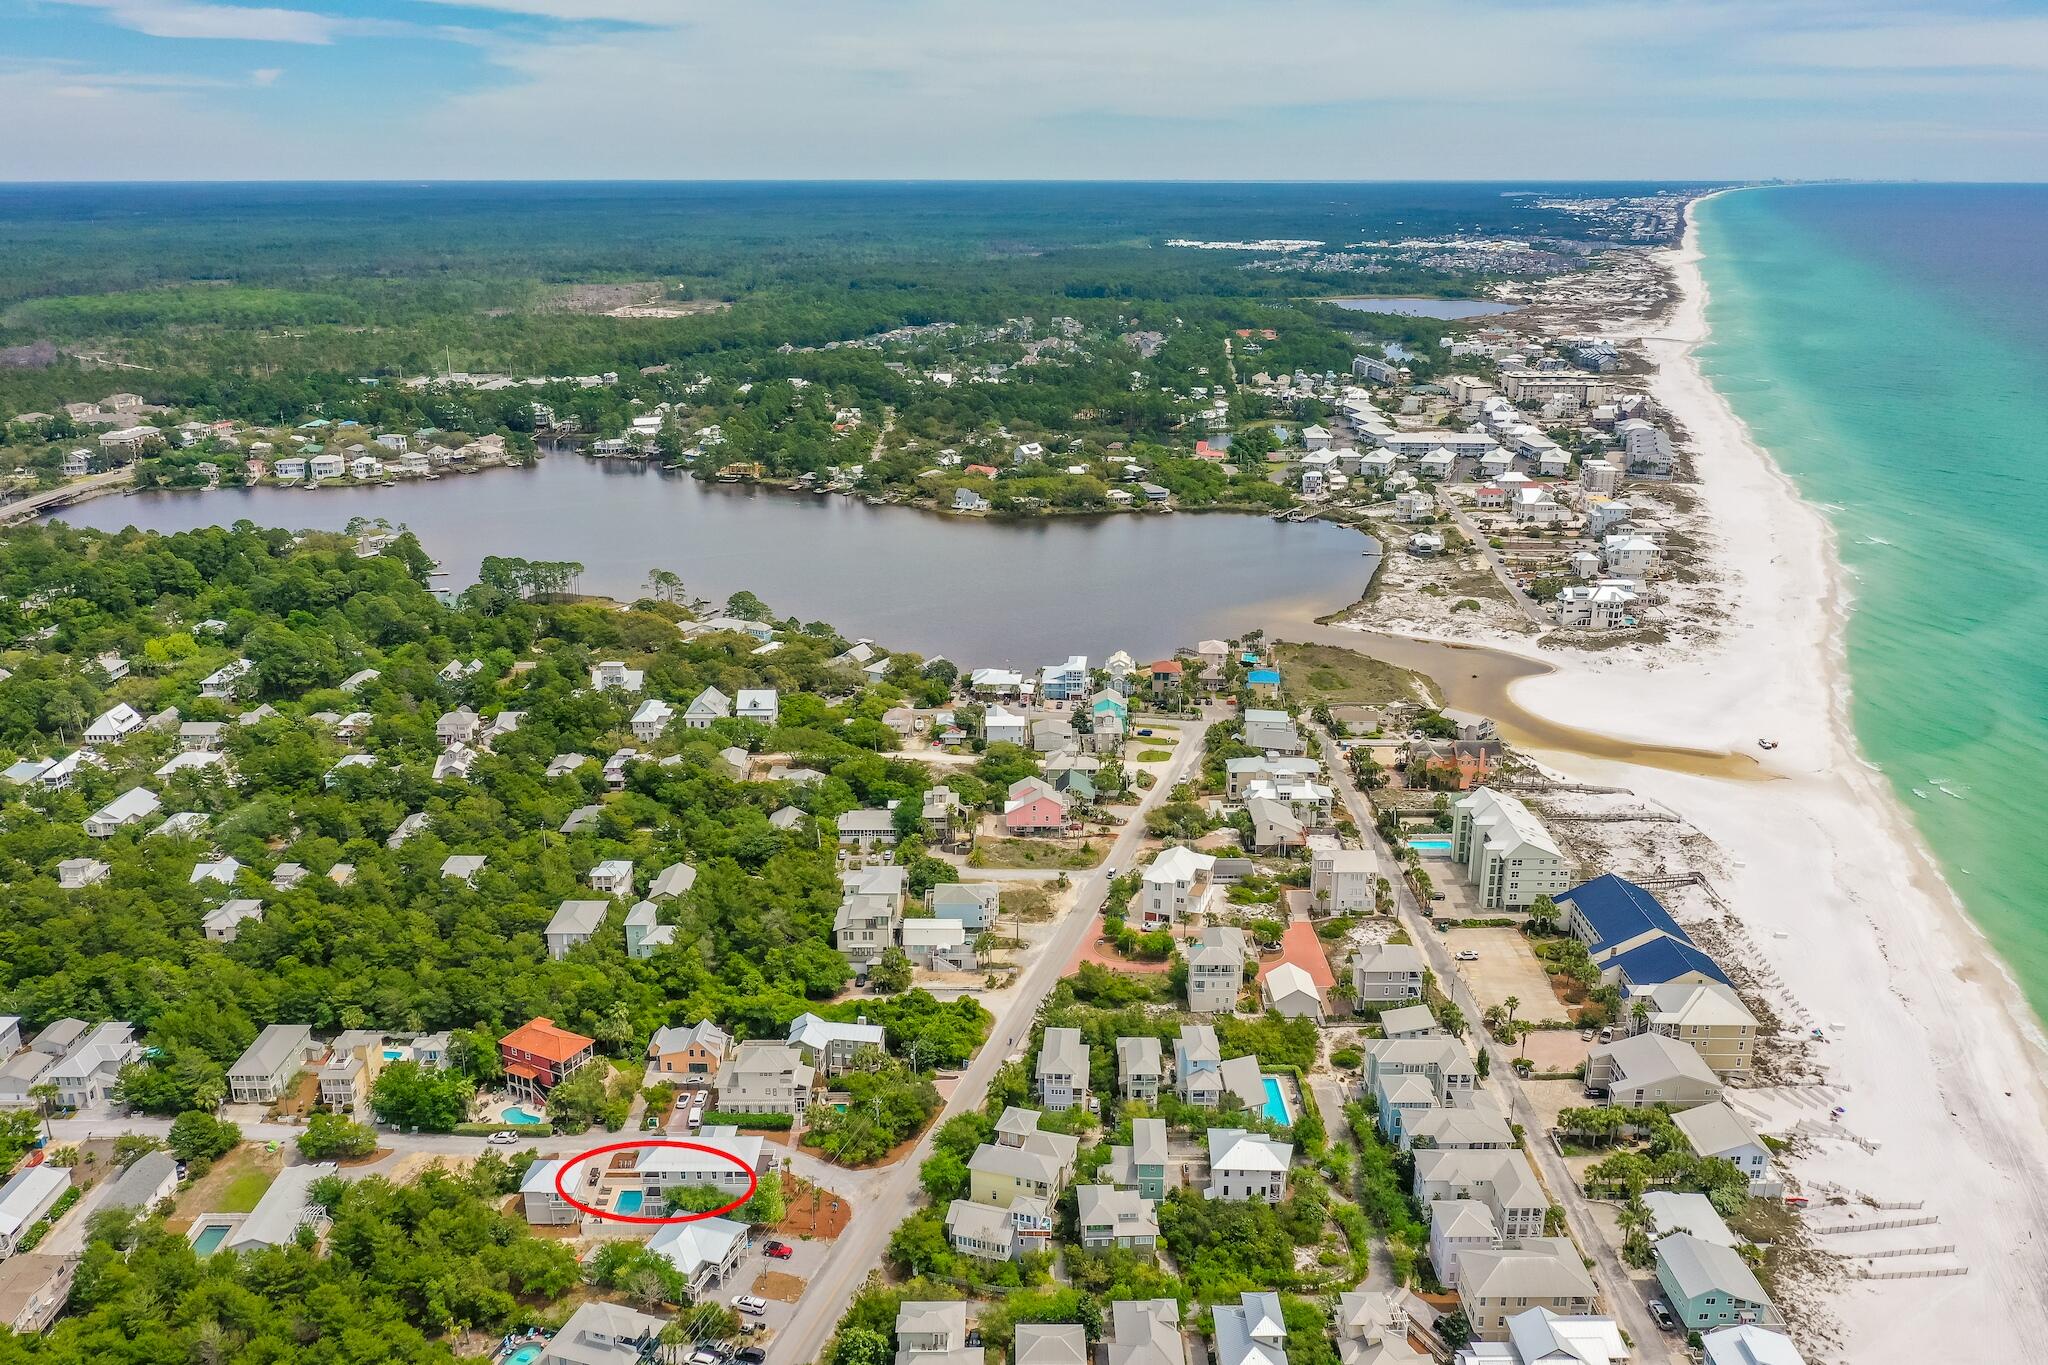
0;521;994;1116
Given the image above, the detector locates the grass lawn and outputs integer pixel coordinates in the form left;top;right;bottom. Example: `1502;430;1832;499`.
1136;749;1172;762
1000;883;1056;921
176;1146;285;1227
219;1168;276;1212
1274;641;1433;707
972;838;1102;870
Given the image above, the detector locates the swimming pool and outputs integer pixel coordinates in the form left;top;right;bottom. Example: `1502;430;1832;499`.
503;1347;543;1365
502;1105;545;1125
191;1224;229;1256
613;1190;645;1215
383;1048;406;1060
1261;1075;1293;1126
1405;836;1454;855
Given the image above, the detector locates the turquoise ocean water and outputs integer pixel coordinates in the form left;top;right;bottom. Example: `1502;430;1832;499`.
1696;185;2048;1020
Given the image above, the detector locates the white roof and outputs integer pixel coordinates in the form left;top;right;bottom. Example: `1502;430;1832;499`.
647;1216;749;1277
1143;845;1215;884
1671;1101;1765;1159
0;1165;69;1239
787;1013;885;1053
1208;1127;1293;1174
1702;1327;1807;1365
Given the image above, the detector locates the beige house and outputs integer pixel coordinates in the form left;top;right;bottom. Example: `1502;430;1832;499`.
1629;979;1757;1079
715;1041;813;1118
1585;1033;1723;1109
1457;1237;1599;1341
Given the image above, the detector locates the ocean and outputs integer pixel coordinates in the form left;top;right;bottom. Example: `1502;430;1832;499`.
1696;184;2048;1018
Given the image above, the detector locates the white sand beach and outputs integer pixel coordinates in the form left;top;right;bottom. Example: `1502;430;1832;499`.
1488;198;2048;1361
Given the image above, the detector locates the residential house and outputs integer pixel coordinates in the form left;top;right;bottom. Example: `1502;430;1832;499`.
1672;1102;1774;1190
1585;1033;1722;1109
736;689;779;724
968;1108;1077;1208
1404;1096;1514;1152
85;787;160;837
202;899;264;942
222;1161;336;1253
1004;777;1069;833
1206;1128;1292;1202
647;1021;728;1082
1453;1310;1626;1365
498;1017;596;1101
683;687;732;728
1139;846;1217;928
945;1196;1048;1262
647;862;697;900
1106;1117;1169;1201
442;854;487;884
56;858;108;889
318;1030;383;1113
1242;709;1304;754
1260;962;1323;1020
588;661;644;693
1334;1291;1425;1365
1015;1325;1090;1365
1106;1300;1186;1365
629;698;674;742
1449;788;1570;910
1414;1149;1548;1243
1351;943;1425;1005
929;882;1000;931
1077;1185;1159;1249
1431;1200;1502;1287
901;916;978;971
1643;1191;1737;1248
895;1301;980;1365
47;1023;139;1109
436;708;479;747
787;1014;886;1076
101;1150;178;1217
1380;1005;1439;1040
1629;979;1757;1079
545;900;608;958
837;808;899;851
0;1168;71;1259
1039;655;1089;701
1036;1028;1089;1111
199;659;254;700
1212;1292;1289;1365
716;1041;812;1118
1148;659;1184;702
624;902;673;959
520;1158;579;1226
1654;1233;1776;1332
588;860;635;896
1187;926;1250;1014
1117;1036;1164;1101
1701;1327;1807;1365
1312;845;1378;915
921;786;968;843
227;1022;318;1104
1173;1024;1263;1110
836;864;906;970
536;1303;668;1365
1457;1238;1599;1342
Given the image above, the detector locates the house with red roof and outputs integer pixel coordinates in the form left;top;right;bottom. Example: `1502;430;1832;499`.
499;1017;596;1102
1149;659;1184;703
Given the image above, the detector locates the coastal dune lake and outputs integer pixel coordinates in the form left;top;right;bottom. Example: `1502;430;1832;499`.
48;454;1375;662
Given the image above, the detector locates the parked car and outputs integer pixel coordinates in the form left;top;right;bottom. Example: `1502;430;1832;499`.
1648;1299;1677;1331
1454;949;1479;961
487;1130;518;1146
737;1350;767;1364
1598;1027;1614;1043
765;1240;793;1260
690;1348;725;1365
732;1295;768;1316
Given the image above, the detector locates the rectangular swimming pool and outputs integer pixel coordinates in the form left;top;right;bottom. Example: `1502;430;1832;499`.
191;1224;229;1256
1260;1075;1293;1126
1405;836;1454;855
613;1190;645;1215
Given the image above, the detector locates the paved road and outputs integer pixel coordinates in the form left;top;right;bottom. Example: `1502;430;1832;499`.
1312;721;1678;1363
767;715;1214;1365
0;467;134;523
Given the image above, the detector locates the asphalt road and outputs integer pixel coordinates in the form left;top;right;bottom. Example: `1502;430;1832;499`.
765;714;1214;1365
1312;721;1679;1363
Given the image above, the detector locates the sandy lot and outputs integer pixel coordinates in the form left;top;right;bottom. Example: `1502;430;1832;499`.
1442;926;1567;1023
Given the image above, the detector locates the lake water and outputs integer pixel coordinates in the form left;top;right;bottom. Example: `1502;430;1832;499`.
1328;296;1519;319
47;455;1376;663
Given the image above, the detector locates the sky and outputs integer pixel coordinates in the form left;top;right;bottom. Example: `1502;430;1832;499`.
5;0;2048;180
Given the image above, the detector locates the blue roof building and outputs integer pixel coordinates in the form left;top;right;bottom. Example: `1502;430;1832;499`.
1606;936;1730;991
1556;873;1687;963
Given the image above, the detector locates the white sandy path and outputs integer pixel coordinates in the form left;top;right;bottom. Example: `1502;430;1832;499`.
1489;196;2048;1361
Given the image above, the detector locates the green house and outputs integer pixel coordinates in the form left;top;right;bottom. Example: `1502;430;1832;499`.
1654;1233;1776;1332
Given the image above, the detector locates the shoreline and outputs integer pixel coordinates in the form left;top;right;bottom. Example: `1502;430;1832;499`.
1460;194;2048;1361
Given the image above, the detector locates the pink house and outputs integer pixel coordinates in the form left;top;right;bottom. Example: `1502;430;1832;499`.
1004;777;1069;834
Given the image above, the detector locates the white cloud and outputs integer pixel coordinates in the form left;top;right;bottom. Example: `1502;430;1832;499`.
49;0;342;43
250;66;283;85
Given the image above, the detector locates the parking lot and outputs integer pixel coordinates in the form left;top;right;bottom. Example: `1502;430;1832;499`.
727;1231;828;1349
1440;925;1569;1023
